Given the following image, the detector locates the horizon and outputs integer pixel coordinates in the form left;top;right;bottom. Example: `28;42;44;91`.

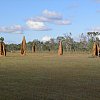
0;0;100;44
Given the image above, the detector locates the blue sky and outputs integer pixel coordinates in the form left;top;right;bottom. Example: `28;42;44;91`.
0;0;100;43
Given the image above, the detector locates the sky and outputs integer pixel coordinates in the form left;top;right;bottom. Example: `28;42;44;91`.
0;0;100;44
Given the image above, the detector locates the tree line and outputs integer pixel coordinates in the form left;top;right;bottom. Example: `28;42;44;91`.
0;32;100;53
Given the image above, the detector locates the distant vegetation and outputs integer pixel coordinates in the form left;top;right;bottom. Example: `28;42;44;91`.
1;32;100;52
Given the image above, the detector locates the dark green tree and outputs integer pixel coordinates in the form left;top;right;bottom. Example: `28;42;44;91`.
0;37;4;42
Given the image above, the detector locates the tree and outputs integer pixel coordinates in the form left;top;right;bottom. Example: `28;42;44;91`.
49;38;55;51
87;32;100;41
87;32;100;51
33;39;41;51
27;41;33;51
80;33;88;51
0;37;4;42
63;33;74;51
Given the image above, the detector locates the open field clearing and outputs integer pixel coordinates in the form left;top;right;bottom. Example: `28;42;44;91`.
0;53;100;100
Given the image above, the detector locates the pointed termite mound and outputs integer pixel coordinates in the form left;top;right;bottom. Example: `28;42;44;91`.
21;36;26;55
32;42;36;53
92;42;97;56
58;41;63;55
0;41;6;56
92;41;100;57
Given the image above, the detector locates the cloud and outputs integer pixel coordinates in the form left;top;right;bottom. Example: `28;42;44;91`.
29;16;51;22
54;20;71;25
87;27;100;32
43;9;62;20
0;25;24;33
0;10;71;33
26;20;51;31
42;35;51;42
27;9;71;27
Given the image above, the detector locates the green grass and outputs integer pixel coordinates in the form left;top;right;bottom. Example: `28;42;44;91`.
0;52;100;100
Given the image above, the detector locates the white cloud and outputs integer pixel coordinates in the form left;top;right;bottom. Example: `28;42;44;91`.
26;20;51;31
54;20;71;25
43;9;62;20
27;9;71;26
98;35;100;39
30;16;51;22
42;36;51;42
87;27;100;32
0;10;71;33
0;25;24;33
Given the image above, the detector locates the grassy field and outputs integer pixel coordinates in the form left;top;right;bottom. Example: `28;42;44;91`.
0;52;100;100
